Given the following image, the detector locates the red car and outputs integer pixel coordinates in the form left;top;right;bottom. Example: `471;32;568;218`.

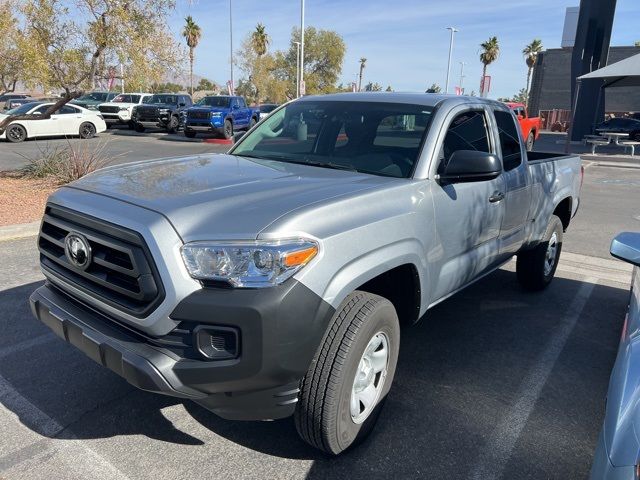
505;102;541;151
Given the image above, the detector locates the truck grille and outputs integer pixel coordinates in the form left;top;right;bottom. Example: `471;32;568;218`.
188;110;211;120
38;205;164;317
99;105;120;114
136;106;159;119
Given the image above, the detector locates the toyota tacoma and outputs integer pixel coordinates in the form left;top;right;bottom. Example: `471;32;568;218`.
30;93;582;454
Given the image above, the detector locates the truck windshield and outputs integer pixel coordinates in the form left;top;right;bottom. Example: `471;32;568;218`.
77;92;108;101
113;94;141;103
231;101;433;178
197;96;231;107
145;95;177;104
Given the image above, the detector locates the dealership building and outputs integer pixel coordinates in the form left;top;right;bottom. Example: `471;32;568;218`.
527;6;640;120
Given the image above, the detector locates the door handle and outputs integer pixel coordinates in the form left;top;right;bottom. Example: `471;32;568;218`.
489;192;505;203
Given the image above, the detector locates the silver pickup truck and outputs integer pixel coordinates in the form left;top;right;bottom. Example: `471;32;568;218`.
30;93;582;454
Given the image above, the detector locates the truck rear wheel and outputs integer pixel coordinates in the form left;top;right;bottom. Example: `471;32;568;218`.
526;132;535;151
516;214;563;291
295;291;400;455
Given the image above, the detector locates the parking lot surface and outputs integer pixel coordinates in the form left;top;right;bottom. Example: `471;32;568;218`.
0;149;638;479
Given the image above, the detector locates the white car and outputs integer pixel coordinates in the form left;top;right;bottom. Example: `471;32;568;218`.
0;101;107;143
97;93;152;128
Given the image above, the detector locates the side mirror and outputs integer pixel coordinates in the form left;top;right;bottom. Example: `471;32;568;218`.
233;131;246;143
611;232;640;267
179;102;186;107
232;104;239;110
438;150;502;183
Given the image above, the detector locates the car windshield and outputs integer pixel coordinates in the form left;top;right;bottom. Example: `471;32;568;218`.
145;95;177;104
231;100;434;178
5;102;44;115
259;104;278;113
113;94;141;103
197;96;231;107
77;92;108;101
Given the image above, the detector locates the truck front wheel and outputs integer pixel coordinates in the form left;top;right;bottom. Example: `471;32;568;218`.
516;214;563;291
223;119;233;139
295;291;400;455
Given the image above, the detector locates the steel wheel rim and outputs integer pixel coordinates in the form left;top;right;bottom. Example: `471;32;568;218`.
350;331;389;424
544;232;558;276
9;126;24;141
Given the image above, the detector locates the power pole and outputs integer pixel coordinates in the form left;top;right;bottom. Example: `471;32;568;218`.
445;27;458;94
229;0;234;94
299;0;305;96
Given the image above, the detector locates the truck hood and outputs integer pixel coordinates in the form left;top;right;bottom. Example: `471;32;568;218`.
138;103;175;110
67;154;396;242
100;102;137;108
189;106;229;114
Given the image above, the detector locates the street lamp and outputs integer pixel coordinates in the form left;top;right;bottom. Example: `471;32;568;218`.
293;41;301;97
299;0;305;96
445;26;458;94
229;0;234;94
459;61;466;94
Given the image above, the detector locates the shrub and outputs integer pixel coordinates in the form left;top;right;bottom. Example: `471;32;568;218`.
19;140;114;184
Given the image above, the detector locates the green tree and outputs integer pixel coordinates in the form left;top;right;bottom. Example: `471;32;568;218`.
358;57;366;91
426;83;441;93
250;23;270;57
385;85;393;92
151;82;184;93
0;0;26;95
182;16;202;96
479;36;500;93
635;41;640;47
196;78;217;92
1;0;183;134
523;39;543;106
364;82;382;92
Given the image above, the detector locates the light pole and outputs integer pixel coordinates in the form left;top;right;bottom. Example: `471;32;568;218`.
445;26;458;94
459;61;466;94
293;41;301;97
299;0;305;96
229;0;234;94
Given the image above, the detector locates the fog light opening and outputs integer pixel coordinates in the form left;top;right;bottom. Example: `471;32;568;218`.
195;326;240;360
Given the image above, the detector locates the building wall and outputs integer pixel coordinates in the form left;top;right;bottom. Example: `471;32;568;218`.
528;46;640;115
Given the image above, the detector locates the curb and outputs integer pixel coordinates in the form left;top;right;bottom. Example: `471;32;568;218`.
0;221;40;242
203;138;233;145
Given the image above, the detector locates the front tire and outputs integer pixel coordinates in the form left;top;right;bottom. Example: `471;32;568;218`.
166;115;179;134
516;214;563;291
223;119;233;139
6;124;26;143
79;122;96;139
295;291;400;455
134;122;145;133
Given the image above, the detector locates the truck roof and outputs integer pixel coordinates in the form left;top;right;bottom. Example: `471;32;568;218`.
298;92;506;108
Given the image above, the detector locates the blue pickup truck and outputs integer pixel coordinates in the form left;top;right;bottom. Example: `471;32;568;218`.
184;95;260;139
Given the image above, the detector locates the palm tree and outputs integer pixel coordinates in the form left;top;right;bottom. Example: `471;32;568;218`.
358;57;366;92
523;39;543;106
479;36;500;95
250;23;270;57
182;16;202;96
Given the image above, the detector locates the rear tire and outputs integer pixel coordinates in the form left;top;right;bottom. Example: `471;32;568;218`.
295;291;400;455
79;122;96;139
526;132;535;151
248;117;257;129
516;214;563;291
6;124;26;143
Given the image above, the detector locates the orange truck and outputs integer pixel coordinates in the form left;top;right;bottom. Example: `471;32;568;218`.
505;102;541;151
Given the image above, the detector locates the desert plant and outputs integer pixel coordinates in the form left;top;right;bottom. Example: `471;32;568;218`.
19;140;115;184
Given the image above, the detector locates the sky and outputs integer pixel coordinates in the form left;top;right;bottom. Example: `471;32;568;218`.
169;0;640;99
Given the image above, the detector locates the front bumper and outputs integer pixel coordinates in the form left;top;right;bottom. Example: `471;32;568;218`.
30;278;335;420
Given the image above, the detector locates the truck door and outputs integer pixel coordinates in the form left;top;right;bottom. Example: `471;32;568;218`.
493;108;532;256
430;107;506;301
236;97;249;126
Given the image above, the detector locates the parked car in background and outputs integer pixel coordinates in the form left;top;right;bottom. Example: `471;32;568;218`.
3;97;34;111
0;93;31;110
590;232;640;480
0;101;106;142
184;95;259;139
71;91;118;111
258;103;280;119
98;93;152;129
29;93;582;455
132;93;192;133
596;117;640;141
505;102;541;151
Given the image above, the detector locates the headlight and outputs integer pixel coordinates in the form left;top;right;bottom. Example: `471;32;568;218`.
210;112;222;117
159;108;170;113
181;239;318;288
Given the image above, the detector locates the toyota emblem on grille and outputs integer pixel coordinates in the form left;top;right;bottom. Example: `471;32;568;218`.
64;232;91;270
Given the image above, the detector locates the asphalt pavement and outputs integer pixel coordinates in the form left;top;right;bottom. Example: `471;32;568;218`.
0;143;639;479
0;127;229;172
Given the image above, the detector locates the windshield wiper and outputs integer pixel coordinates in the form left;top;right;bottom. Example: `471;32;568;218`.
235;153;359;173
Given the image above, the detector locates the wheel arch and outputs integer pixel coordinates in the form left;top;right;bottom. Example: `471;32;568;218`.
553;196;573;231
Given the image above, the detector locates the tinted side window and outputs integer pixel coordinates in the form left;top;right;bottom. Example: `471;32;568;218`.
440;110;491;169
58;105;80;114
495;110;522;171
237;97;246;108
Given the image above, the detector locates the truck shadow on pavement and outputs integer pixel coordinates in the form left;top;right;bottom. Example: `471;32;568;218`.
0;268;629;478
